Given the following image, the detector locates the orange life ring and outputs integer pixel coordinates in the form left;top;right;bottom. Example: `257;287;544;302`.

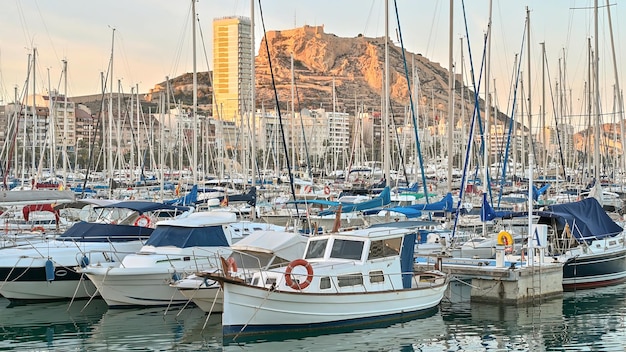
134;215;152;227
324;185;331;195
284;258;314;290
31;226;46;232
227;257;238;272
304;185;312;193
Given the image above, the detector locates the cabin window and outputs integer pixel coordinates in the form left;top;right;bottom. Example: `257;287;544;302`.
368;239;401;259
305;239;328;259
338;273;364;287
320;277;331;289
369;270;385;283
330;239;364;260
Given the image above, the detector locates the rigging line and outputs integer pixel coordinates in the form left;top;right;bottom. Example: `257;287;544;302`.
293;76;314;182
169;1;193;79
451;0;488;238
392;0;430;204
81;66;111;198
497;23;526;209
543;50;569;185
258;0;299;206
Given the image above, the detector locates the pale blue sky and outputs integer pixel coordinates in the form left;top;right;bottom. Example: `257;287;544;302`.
0;1;624;130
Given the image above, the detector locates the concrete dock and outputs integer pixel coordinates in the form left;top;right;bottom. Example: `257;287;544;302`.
416;246;563;304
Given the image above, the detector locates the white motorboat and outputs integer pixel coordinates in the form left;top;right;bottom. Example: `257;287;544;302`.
205;225;448;341
0;201;192;301
171;229;308;312
80;211;277;307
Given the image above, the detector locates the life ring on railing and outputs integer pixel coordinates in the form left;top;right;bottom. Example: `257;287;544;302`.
284;259;314;290
31;226;46;232
304;185;312;193
226;257;238;273
497;230;513;246
324;185;331;195
134;215;152;228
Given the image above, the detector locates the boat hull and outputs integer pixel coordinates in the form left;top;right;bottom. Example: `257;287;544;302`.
562;247;626;290
84;268;191;307
177;286;223;312
221;279;446;338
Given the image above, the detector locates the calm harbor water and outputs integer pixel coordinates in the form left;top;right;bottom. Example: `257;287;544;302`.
0;282;625;351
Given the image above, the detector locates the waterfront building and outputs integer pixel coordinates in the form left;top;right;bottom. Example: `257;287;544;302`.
212;16;253;124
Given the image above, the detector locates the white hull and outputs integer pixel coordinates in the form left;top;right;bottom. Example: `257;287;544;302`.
0;241;143;300
222;280;446;335
178;287;223;312
0;277;98;300
84;268;191;307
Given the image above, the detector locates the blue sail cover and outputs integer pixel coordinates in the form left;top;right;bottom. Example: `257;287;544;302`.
532;184;550;201
538;198;623;242
317;187;391;216
481;194;513;221
165;185;198;206
216;186;257;206
383;193;453;218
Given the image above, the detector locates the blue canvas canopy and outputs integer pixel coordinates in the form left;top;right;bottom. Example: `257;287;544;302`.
537;198;623;242
96;201;190;214
145;224;230;248
317;187;391;216
58;221;154;242
382;193;454;218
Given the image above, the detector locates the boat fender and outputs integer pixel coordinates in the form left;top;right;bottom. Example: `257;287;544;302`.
324;185;331;195
45;259;55;282
284;259;314;290
172;272;181;282
80;255;89;268
497;231;513;246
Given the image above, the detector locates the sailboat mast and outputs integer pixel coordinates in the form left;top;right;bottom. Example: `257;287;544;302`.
192;0;198;185
446;0;454;193
482;0;492;239
593;0;600;184
108;28;115;199
32;48;36;182
605;0;624;182
383;0;391;187
250;0;257;219
526;6;535;263
62;59;68;187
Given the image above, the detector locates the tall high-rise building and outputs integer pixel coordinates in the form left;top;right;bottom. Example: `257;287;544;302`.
212;16;252;124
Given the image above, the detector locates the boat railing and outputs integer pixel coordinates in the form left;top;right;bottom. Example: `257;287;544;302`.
255;262;446;293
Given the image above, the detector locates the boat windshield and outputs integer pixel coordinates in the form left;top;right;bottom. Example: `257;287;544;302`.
144;225;230;248
304;239;328;259
330;239;364;260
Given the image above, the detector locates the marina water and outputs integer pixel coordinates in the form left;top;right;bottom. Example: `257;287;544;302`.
1;282;625;351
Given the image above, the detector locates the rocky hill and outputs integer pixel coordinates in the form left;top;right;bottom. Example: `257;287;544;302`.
143;25;484;124
254;25;458;117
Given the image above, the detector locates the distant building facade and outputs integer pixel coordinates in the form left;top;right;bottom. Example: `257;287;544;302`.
212;16;253;124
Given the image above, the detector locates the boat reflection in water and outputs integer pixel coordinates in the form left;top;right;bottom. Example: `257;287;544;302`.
0;298;107;349
87;305;222;350
0;283;624;350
